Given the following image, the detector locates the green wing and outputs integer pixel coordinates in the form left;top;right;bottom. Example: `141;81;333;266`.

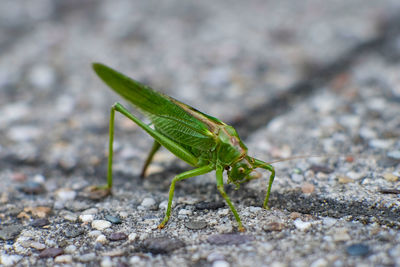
93;63;220;150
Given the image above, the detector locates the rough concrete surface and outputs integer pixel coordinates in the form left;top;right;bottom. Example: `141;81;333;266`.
0;1;400;266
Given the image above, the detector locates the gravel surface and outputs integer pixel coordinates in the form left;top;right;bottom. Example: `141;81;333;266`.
1;1;400;266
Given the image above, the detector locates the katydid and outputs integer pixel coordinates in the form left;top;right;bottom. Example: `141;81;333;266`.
92;63;275;232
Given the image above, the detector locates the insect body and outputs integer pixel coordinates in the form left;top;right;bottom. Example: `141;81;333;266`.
93;63;275;232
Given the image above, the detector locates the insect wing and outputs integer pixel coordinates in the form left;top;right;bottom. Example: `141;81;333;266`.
93;63;217;150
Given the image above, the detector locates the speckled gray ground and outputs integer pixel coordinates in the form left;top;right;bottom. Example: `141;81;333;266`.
1;1;400;266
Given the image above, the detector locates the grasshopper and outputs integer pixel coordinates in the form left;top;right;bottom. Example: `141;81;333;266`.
92;63;275;232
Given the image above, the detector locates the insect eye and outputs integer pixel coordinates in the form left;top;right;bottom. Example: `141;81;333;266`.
238;167;245;173
225;166;231;171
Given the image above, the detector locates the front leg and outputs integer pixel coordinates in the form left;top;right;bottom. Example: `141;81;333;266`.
158;164;214;229
215;166;245;232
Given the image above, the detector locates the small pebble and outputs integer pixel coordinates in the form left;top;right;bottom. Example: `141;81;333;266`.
387;150;400;160
96;234;108;244
338;176;354;184
130;256;141;264
309;165;333;174
80;214;94;223
92;220;112;231
105;214;122;224
263;222;285;232
178;209;192;216
108;232;128;241
78;253;96;262
64;227;84;238
100;256;112;267
294;219;312;231
11;172;27;182
54;255;72;263
140;197;156;209
0;254;23;266
88;230;102;238
31;218;50;227
0;225;23;240
291;173;304;183
346;243;370;256
383;173;398;182
63;212;78;222
30;241;46;250
185;220;208;230
301;183;315;194
39;247;64;258
218;209;230;216
213;260;230;267
64;244;77;253
55;188;77;201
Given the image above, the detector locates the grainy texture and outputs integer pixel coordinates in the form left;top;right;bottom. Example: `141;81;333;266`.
1;0;400;266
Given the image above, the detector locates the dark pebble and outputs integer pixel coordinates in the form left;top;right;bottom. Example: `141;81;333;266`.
0;225;23;240
379;188;400;194
142;237;185;254
207;234;254;245
195;201;225;210
185;220;208;230
31;218;50;228
346;243;370;256
64;227;84;238
309;165;333;174
105;215;122;224
39;247;64;258
109;232;128;241
19;181;46;194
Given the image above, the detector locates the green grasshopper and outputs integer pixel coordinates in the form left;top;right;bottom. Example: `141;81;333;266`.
92;63;275;232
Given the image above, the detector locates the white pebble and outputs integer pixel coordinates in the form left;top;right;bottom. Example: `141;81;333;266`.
294;219;312;231
159;200;168;210
64;245;77;253
92;220;111;231
218;209;230;216
54;255;72;263
96;234;108;244
82;208;98;215
0;254;23;266
55;188;77;201
88;230;102;238
141;197;156;208
213;260;230;267
79;214;94;223
178;209;192;216
130;256;141;264
30;241;45;250
310;258;328;267
100;256;112;267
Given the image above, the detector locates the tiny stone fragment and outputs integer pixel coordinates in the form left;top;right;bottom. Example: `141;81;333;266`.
207;234;253;245
39;247;64;258
24;206;52;218
309;165;333;174
79;214;94;223
301;183;315;194
64;226;84;238
31;218;50;227
338;176;354;184
55;188;77;201
30;241;46;250
263;222;285;232
105;214;122;224
346;243;370;256
96;234;108;244
92;220;112;231
0;225;23;240
108;232;128;241
54;255;72;263
140;197;156;209
185;220;208;230
142;237;185;254
379;188;400;194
